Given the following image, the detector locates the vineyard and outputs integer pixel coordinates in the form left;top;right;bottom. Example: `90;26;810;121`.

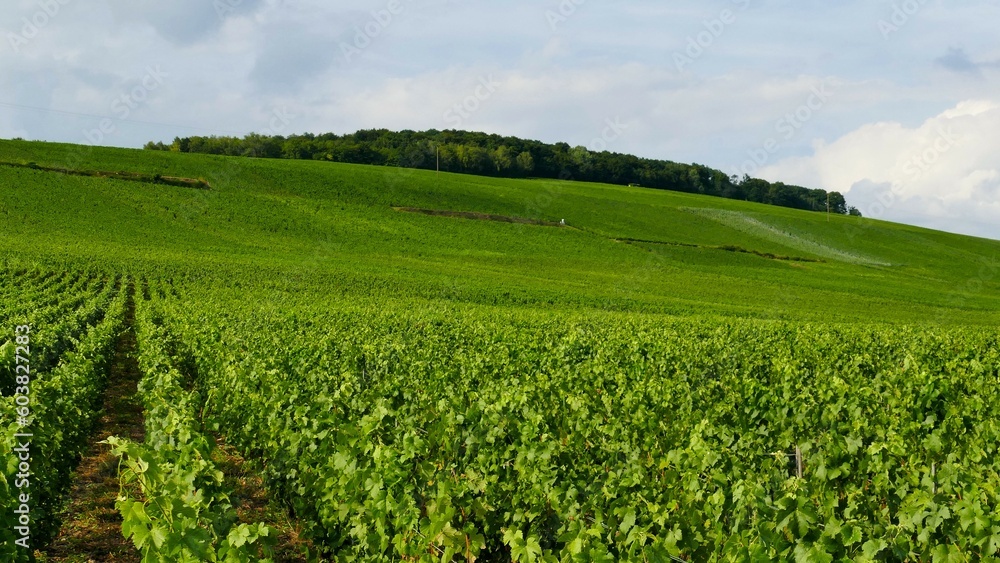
0;269;125;554
1;139;1000;560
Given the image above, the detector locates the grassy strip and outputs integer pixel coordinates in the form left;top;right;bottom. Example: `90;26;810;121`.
393;206;819;263
617;237;825;263
393;206;564;227
0;160;211;190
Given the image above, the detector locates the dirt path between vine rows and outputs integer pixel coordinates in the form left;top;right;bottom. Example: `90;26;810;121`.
38;283;143;562
210;436;323;562
39;280;322;561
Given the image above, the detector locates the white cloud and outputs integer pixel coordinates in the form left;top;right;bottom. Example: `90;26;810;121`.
760;100;1000;240
105;0;266;45
2;1;1000;240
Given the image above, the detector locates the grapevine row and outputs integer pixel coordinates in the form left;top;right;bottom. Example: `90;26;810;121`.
146;282;1000;561
107;290;274;561
0;277;126;555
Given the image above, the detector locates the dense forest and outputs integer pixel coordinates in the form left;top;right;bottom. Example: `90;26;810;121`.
146;129;859;215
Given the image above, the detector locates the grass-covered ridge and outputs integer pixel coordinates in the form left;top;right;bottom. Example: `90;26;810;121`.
0;138;998;325
0;159;210;189
149;128;856;216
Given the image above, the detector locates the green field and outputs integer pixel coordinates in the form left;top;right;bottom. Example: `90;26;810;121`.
1;139;1000;561
2;140;999;324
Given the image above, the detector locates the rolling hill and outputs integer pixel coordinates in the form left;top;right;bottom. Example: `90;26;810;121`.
0;138;997;324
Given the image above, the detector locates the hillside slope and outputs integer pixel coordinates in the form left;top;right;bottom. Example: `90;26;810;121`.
0;139;997;324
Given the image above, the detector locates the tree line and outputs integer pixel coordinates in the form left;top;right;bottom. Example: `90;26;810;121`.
145;129;860;216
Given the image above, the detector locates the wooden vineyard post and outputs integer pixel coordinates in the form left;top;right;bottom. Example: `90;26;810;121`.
795;446;803;479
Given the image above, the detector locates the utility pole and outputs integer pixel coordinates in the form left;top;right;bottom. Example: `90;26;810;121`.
436;146;440;174
827;192;830;221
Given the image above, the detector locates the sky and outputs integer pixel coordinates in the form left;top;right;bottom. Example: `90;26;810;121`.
2;0;998;240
